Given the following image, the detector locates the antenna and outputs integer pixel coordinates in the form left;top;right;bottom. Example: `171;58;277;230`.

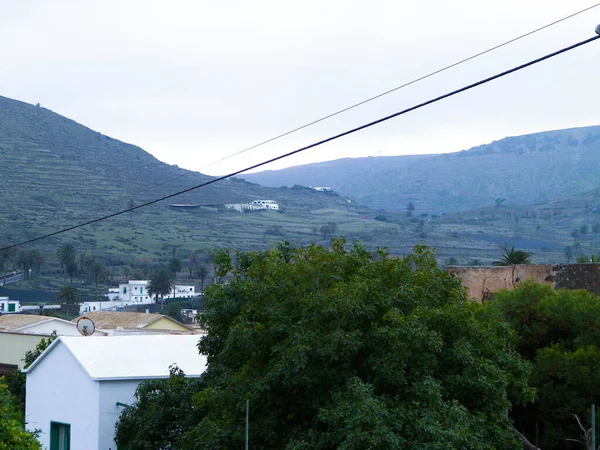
76;316;96;336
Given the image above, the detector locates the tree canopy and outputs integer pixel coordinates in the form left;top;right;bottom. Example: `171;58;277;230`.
484;281;600;449
0;382;41;449
492;246;532;266
116;240;532;450
148;269;175;309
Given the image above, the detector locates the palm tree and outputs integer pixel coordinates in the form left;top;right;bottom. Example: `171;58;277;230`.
56;243;76;282
57;285;78;305
492;247;532;266
148;270;175;310
168;258;182;276
196;266;208;292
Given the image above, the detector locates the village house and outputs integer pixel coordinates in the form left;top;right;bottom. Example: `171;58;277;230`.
73;311;197;335
0;296;21;313
80;280;196;314
0;315;107;370
25;334;207;450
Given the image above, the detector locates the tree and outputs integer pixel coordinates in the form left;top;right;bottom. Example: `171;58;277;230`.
208;249;232;281
0;382;41;449
320;224;332;240
188;251;201;278
57;285;78;305
195;266;208;292
115;366;206;450
406;201;415;216
492;246;532;266
148;270;174;310
168;258;182;275
16;249;43;280
565;245;574;263
0;246;17;284
485;281;600;449
580;224;589;235
180;241;532;449
165;302;184;323
56;243;76;283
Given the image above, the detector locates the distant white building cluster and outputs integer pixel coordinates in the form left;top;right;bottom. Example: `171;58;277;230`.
309;186;331;191
224;199;279;213
79;280;196;314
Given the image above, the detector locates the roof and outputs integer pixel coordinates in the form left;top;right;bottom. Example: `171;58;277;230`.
0;314;75;332
25;335;207;380
73;311;193;331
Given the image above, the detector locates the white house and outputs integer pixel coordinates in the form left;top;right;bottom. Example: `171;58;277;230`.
87;280;197;314
251;199;279;210
0;314;106;336
0;296;21;313
224;199;280;212
25;335;207;450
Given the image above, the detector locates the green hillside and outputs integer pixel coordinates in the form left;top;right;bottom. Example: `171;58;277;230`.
0;96;375;259
243;126;600;213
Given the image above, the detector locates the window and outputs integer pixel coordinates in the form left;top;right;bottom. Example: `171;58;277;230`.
123;287;127;294
140;287;143;294
8;303;15;312
50;422;70;450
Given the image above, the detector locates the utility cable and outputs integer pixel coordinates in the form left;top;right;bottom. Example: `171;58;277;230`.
1;31;599;252
61;1;600;215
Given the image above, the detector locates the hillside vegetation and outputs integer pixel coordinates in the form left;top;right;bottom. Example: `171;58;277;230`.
244;125;600;213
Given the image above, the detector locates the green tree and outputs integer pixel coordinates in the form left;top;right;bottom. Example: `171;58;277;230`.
0;382;41;449
181;240;532;449
148;270;175;310
188;251;200;278
195;266;208;292
492;246;532;266
57;285;78;305
168;257;182;275
576;254;600;263
56;243;76;283
165;302;184;323
485;281;600;449
406;201;415;216
208;249;232;280
115;365;206;450
0;246;17;285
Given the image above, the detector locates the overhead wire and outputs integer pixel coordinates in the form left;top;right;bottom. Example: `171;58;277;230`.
1;30;599;252
55;1;600;216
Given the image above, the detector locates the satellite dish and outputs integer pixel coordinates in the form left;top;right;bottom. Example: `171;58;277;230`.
77;316;96;336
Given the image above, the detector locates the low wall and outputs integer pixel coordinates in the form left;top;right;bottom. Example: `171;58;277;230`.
446;265;556;302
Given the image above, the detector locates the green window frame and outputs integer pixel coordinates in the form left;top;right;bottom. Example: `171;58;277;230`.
50;421;71;450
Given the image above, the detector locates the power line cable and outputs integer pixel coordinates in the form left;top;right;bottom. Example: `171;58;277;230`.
2;30;599;252
60;1;600;215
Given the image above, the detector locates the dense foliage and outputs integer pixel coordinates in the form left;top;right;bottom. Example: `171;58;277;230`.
116;240;532;449
0;382;41;449
485;281;600;449
115;365;206;449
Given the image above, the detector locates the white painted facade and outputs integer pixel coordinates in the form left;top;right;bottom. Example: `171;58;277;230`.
26;335;207;450
0;296;21;313
87;280;196;314
26;342;100;449
224;199;280;212
309;186;332;191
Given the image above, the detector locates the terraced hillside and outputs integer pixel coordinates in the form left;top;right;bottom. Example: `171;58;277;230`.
244;125;600;213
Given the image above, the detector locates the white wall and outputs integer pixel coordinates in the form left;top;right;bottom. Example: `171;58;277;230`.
19;319;105;336
26;342;100;449
0;331;46;369
98;380;140;450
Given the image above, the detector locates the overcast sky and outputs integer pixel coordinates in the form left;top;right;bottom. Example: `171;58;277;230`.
1;0;599;176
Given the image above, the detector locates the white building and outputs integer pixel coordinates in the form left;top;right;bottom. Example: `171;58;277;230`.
309;186;332;192
25;335;207;450
224;199;280;213
0;314;106;337
84;280;197;314
0;296;21;313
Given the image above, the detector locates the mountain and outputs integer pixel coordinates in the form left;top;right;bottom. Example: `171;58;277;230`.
0;95;361;256
243;126;600;213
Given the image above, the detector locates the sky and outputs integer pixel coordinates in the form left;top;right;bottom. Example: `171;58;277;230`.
1;0;600;176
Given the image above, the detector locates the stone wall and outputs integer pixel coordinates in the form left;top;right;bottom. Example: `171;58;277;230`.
446;265;556;302
554;264;600;296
